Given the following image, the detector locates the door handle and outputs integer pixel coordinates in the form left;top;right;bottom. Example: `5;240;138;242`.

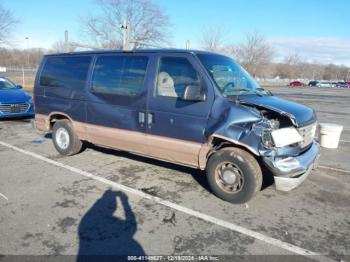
138;112;145;125
147;113;153;126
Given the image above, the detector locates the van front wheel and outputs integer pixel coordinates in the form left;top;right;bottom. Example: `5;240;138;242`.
206;147;262;204
52;119;83;156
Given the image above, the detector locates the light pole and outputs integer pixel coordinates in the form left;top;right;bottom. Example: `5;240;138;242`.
64;30;69;52
25;37;30;68
186;40;191;50
121;20;131;51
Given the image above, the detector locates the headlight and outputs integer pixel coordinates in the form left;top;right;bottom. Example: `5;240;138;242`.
262;129;274;148
266;119;280;129
271;127;302;147
261;118;280;148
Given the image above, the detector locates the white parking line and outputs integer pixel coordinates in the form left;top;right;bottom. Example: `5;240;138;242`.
0;192;8;201
0;141;333;261
319;165;350;174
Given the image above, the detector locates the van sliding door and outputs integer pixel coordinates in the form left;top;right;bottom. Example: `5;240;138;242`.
85;54;150;155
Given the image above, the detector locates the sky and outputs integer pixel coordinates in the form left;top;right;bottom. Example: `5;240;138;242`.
3;0;350;65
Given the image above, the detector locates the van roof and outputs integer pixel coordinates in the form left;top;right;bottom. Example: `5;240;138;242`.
45;48;221;57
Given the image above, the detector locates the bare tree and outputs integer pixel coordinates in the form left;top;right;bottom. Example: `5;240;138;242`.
233;32;273;77
80;0;170;49
50;41;77;53
323;64;349;81
274;53;304;79
0;1;19;46
0;48;44;68
200;27;228;53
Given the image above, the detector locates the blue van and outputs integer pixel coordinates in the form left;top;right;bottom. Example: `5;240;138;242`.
34;49;320;203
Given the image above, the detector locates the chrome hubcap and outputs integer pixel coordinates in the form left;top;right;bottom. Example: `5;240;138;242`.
56;127;70;150
215;162;244;193
222;170;237;184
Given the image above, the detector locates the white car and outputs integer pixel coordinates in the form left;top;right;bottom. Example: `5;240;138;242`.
316;82;335;88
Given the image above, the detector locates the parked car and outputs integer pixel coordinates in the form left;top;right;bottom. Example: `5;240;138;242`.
317;81;334;88
288;81;305;87
346;82;350;86
34;49;320;204
331;82;338;87
0;77;34;118
308;81;319;87
335;82;349;88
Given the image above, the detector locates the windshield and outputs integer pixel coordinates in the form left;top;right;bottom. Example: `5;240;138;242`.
197;54;268;97
0;78;17;90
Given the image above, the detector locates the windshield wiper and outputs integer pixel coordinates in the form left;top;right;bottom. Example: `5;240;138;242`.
225;88;264;97
256;87;273;96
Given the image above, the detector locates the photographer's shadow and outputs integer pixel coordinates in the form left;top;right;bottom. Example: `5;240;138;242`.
77;190;145;261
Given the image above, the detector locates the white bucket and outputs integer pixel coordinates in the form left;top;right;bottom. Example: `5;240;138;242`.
319;123;343;149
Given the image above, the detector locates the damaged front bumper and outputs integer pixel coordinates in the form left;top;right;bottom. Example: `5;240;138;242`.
263;142;320;191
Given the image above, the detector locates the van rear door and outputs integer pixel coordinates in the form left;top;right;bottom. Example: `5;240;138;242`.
35;55;92;124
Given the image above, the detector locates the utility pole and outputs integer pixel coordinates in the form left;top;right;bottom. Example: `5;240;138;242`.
64;30;69;52
25;37;29;68
22;66;25;88
121;20;131;51
186;40;190;50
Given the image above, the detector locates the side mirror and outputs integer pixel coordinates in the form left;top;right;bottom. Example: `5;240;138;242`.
181;85;206;102
16;85;23;89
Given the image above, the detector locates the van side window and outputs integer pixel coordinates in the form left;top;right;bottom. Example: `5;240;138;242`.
92;56;148;96
40;56;92;89
156;57;201;98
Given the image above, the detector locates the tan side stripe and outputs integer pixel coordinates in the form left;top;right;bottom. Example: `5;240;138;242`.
35;113;202;168
35;113;260;168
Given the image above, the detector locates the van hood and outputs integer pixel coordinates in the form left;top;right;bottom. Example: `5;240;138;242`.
238;95;316;127
0;89;31;104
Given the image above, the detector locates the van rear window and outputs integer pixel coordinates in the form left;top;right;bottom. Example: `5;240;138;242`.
40;56;92;89
91;55;148;96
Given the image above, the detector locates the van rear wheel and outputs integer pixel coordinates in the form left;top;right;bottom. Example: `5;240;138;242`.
206;147;262;204
52;119;83;156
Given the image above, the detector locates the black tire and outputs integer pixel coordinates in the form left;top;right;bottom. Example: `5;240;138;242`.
206;147;262;204
52;119;83;156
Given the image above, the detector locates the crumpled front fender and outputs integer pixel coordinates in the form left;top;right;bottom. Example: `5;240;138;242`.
205;98;265;156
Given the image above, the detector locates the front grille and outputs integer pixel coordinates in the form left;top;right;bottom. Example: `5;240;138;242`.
298;123;317;148
0;103;29;114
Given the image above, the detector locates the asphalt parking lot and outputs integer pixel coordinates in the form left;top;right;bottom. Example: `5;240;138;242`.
0;87;349;262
